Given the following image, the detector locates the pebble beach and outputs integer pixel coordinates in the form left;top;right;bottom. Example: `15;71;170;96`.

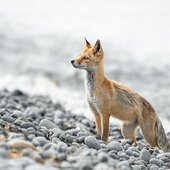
0;90;170;170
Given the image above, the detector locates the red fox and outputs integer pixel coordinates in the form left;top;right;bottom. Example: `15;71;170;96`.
71;38;170;152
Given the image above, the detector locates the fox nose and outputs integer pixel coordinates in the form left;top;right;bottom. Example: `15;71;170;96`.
71;60;75;64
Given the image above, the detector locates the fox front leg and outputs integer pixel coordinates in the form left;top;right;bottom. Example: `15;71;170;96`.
93;113;102;139
101;114;110;143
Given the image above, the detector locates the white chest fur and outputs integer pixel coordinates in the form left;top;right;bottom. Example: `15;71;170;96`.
85;71;102;115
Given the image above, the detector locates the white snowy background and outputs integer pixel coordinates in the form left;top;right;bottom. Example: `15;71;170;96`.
0;0;170;130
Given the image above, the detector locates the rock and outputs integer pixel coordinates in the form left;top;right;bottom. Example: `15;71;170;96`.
98;152;108;162
52;128;62;137
84;136;101;150
79;161;93;170
108;141;123;151
149;165;159;170
2;115;15;123
0;141;9;150
140;148;151;162
57;142;68;152
21;122;35;129
160;156;170;163
149;158;164;167
32;137;49;146
131;165;143;170
40;119;57;129
24;107;39;119
94;163;109;170
118;151;130;159
77;132;89;137
165;153;170;159
0;148;8;158
117;160;130;169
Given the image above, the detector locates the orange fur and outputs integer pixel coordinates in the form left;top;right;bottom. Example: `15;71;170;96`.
71;39;170;152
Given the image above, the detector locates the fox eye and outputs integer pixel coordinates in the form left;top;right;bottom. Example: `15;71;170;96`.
84;56;89;60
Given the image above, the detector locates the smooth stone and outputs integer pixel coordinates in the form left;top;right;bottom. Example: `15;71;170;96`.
157;153;165;159
52;128;62;138
77;136;85;143
98;152;108;162
150;165;159;170
165;153;170;159
2;115;15;123
36;131;44;137
24;107;39;119
40;119;57;129
117;160;129;168
131;165;142;170
140;148;151;162
0;148;8;158
108;141;123;151
21;122;35;129
79;161;93;170
84;136;101;150
27;134;36;141
77;132;89;137
57;142;68;152
32;137;49;146
108;152;119;159
0;141;9;150
160;156;170;163
118;151;130;159
94;163;109;170
100;143;107;149
150;158;164;167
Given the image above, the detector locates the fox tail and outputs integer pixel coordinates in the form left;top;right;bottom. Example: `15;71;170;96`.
156;118;170;152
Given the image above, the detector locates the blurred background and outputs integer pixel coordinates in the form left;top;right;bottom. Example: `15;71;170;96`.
0;0;170;130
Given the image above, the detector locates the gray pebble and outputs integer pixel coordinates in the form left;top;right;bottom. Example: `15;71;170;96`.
52;128;62;138
79;161;93;170
108;141;123;151
77;132;89;137
32;136;49;146
132;165;144;170
27;134;36;141
117;160;129;169
39;119;57;129
160;156;170;163
24;107;39;119
57;141;68;152
84;136;101;150
118;151;130;159
94;163;109;170
150;158;164;167
108;152;119;159
0;141;9;150
21;122;35;129
78;136;85;143
2;115;15;123
165;153;170;159
0;148;8;158
140;148;151;162
98;152;108;162
150;165;159;170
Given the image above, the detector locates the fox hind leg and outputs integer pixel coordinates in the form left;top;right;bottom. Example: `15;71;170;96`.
121;121;138;144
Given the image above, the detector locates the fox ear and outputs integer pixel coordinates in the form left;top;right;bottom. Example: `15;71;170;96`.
93;39;102;54
84;37;91;48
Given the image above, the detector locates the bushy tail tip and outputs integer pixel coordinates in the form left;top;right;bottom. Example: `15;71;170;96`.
156;118;170;152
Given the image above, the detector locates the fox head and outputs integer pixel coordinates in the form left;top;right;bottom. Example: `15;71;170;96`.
71;38;104;71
